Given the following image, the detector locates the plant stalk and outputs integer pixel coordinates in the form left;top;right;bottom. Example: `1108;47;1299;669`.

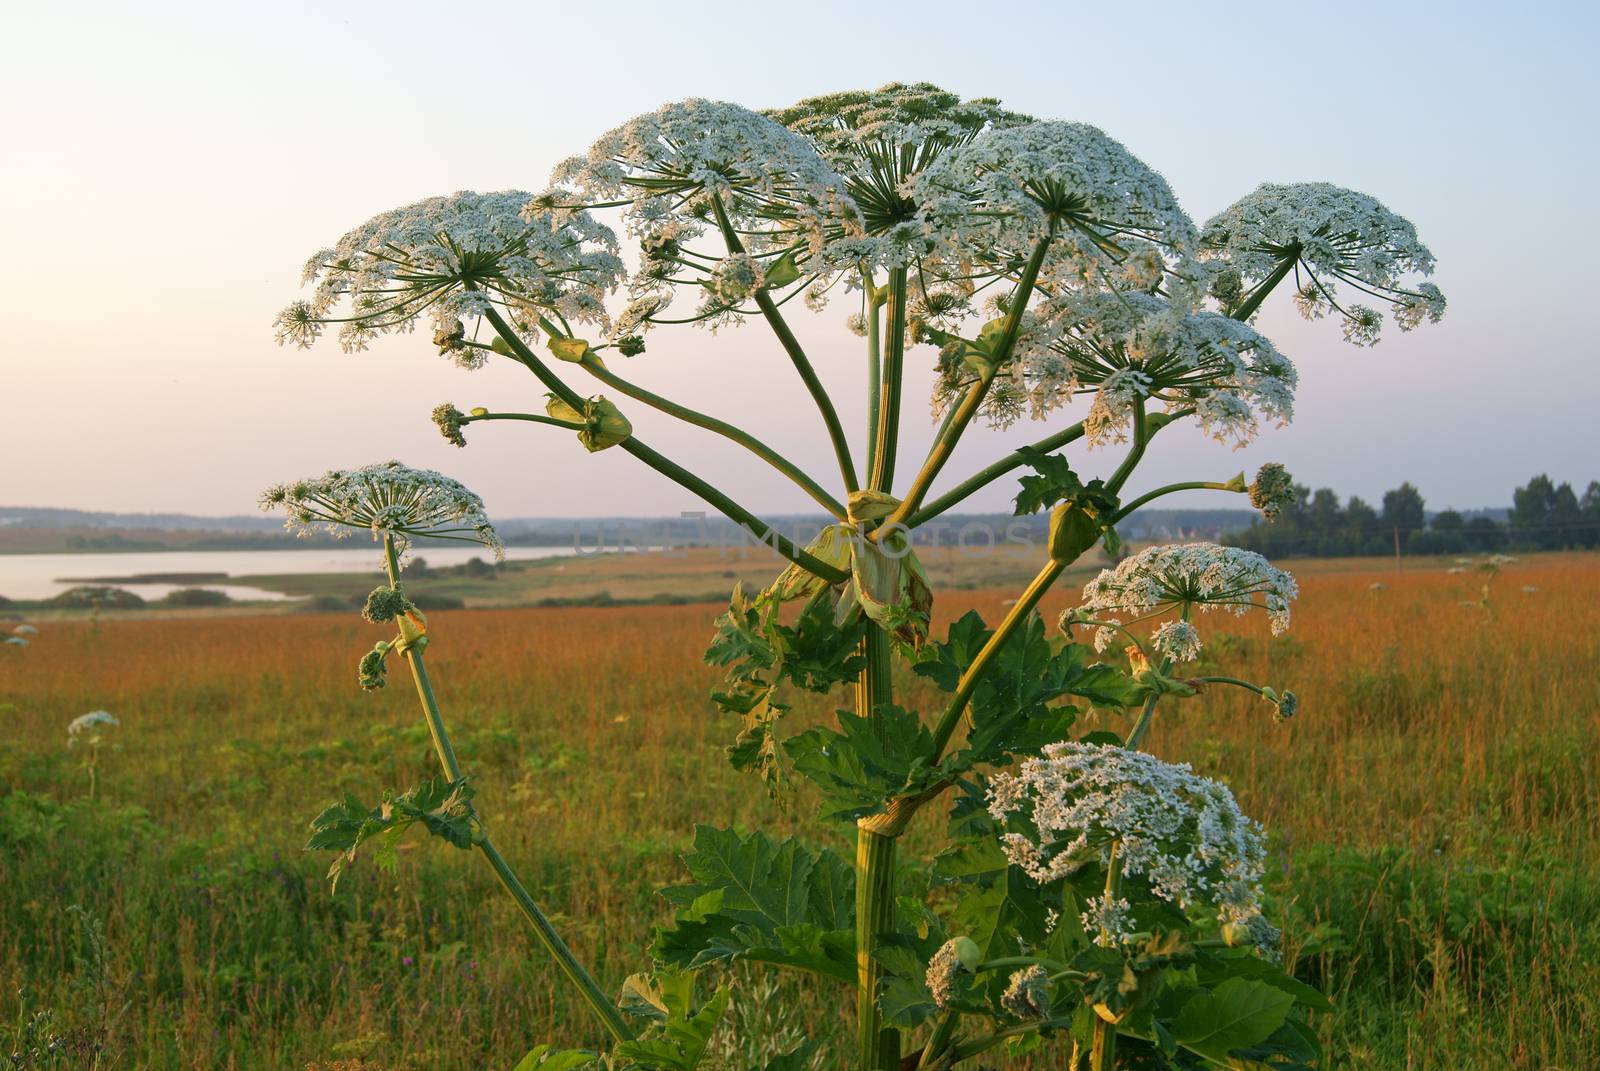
853;624;900;1070
381;537;633;1045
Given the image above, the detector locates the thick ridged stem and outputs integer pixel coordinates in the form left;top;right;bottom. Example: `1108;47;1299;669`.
853;625;900;1069
381;537;633;1045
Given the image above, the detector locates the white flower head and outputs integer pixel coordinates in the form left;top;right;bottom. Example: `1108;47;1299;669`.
12;624;39;636
1200;182;1445;343
1000;965;1053;1020
1022;290;1296;442
1079;543;1298;646
260;461;502;561
988;742;1271;947
1151;619;1203;662
69;710;119;737
915;121;1197;285
555;99;859;259
274;191;623;360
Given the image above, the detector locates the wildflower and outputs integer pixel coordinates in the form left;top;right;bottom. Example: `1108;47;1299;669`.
362;586;414;625
1151;619;1202;662
553;98;858;264
4;636;28;647
615;335;646;357
1522;585;1539;594
358;642;393;690
915;122;1197;280
1368;581;1386;592
274;191;623;360
431;403;468;448
13;624;39;636
1249;463;1295;521
988;742;1272;947
68;711;119;739
705;253;763;306
1078;543;1297;657
260;461;503;560
1000;965;1052;1020
1200;182;1445;342
1020;291;1296;444
925;937;981;1009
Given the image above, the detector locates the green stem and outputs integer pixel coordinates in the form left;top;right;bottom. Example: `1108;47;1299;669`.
1228;254;1298;323
885;235;1053;532
1104;400;1148;496
462;411;587;432
865;277;883;480
1087;842;1127;1071
905;422;1087;527
480;306;847;584
929;558;1067;764
948;1019;1078;1063
708;194;858;493
1123;657;1174;750
917;1010;959;1069
381;538;633;1045
870;268;909;492
575;355;845;518
1110;480;1247;524
854;625;900;1070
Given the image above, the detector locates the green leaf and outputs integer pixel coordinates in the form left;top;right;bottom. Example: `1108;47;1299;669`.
511;1044;601;1071
1013;448;1081;516
785;705;935;821
767;591;867;692
305;778;479;892
653;827;855;982
751;1040;821;1070
1171;977;1295;1060
548;336;591;362
613;973;730;1070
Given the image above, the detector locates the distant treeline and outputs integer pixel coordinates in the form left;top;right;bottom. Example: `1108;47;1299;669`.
1227;474;1600;557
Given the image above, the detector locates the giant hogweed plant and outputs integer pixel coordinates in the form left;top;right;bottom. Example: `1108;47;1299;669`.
267;85;1443;1070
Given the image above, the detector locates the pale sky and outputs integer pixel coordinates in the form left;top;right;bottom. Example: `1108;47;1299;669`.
3;1;1595;520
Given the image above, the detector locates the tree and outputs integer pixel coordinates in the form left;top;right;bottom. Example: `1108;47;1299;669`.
1465;515;1505;551
1381;482;1426;548
1581;481;1600;549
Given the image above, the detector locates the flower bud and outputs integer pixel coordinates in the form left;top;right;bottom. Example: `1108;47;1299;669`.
431;403;468;448
1048;501;1102;563
1249;463;1295;521
616;334;646;357
547;336;591;363
362;586;414;624
546;395;632;452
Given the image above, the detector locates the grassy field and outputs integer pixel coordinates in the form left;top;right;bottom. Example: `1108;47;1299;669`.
2;552;1598;1069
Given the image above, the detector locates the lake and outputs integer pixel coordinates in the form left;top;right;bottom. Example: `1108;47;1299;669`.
0;544;581;602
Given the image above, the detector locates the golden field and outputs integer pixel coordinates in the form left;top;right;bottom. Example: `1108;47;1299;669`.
2;552;1598;1069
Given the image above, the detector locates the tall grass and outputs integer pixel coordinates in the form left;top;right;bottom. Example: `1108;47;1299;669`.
2;555;1597;1068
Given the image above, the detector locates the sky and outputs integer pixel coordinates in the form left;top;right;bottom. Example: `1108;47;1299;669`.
2;0;1596;522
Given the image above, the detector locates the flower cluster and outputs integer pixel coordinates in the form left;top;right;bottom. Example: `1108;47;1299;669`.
987;742;1270;946
1000;965;1052;1020
1005;290;1297;445
1200;182;1446;343
68;710;119;739
916;122;1196;284
1249;462;1296;520
273;191;623;360
260;461;503;559
1078;543;1298;660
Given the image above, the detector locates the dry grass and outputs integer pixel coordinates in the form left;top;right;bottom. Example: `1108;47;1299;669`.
1;553;1597;1068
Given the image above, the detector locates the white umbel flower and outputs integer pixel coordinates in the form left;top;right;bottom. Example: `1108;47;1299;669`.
1079;543;1298;645
1200;182;1445;343
988;742;1271;946
915;121;1197;283
260;461;502;560
274;191;623;360
69;710;119;737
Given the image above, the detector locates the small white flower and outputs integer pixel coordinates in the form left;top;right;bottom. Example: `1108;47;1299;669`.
260;461;502;560
1078;543;1298;650
989;742;1272;948
1200;182;1444;342
1151;619;1202;662
69;710;119;737
12;625;38;636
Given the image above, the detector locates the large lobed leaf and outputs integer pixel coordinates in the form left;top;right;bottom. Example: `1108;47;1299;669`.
653;826;855;982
